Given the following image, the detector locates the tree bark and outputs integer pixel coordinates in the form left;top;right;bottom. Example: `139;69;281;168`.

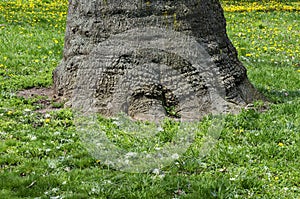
53;0;264;121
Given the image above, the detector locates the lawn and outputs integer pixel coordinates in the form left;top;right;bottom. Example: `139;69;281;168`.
0;0;299;198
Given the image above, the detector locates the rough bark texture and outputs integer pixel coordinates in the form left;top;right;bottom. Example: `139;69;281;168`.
53;0;264;121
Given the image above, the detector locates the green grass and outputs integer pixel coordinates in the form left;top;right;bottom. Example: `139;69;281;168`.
1;1;300;198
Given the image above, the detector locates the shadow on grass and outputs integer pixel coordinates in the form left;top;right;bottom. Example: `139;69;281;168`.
257;87;300;103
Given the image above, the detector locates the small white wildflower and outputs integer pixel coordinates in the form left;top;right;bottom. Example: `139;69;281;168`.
45;148;51;153
112;121;121;126
152;168;160;175
156;153;163;158
50;196;61;199
157;126;163;132
51;188;59;193
30;136;37;141
125;152;137;159
124;159;130;165
146;154;152;159
53;131;61;136
103;180;112;184
159;174;165;179
171;153;179;159
48;162;56;169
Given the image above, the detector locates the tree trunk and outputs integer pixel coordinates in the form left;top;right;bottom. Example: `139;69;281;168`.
53;0;264;121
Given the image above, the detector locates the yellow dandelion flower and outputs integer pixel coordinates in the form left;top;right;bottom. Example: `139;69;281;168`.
45;118;51;123
278;142;284;147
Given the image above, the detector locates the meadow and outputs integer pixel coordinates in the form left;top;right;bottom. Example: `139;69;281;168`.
0;0;299;198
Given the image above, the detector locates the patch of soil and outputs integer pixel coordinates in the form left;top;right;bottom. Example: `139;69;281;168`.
17;87;54;98
17;87;64;113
